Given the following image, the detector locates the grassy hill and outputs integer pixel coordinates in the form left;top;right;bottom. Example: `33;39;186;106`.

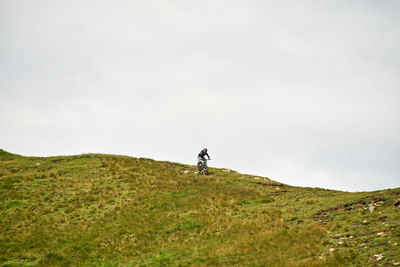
0;149;399;266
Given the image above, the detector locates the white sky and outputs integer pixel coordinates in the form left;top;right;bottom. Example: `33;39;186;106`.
1;0;399;192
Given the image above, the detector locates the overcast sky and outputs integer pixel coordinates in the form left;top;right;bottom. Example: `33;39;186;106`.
1;0;399;192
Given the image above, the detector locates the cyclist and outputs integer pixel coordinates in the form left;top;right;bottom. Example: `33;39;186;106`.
197;148;211;173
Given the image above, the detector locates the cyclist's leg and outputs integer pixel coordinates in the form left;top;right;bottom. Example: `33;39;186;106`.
197;156;202;172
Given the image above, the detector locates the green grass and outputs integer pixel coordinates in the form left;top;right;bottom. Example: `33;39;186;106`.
0;149;399;266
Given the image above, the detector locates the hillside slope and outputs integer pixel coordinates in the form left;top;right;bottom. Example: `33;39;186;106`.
0;149;399;266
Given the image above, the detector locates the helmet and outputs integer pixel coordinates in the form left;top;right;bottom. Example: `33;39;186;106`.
203;148;207;152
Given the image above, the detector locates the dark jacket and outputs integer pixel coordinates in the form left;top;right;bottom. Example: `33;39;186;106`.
198;149;210;159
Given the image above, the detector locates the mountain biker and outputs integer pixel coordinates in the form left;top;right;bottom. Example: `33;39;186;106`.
197;148;211;173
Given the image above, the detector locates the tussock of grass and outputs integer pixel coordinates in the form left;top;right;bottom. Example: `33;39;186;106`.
0;149;399;266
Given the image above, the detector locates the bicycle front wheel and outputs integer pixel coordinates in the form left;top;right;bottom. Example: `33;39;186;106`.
203;165;208;175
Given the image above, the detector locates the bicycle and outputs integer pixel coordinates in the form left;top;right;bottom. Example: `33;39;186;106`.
198;158;211;175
